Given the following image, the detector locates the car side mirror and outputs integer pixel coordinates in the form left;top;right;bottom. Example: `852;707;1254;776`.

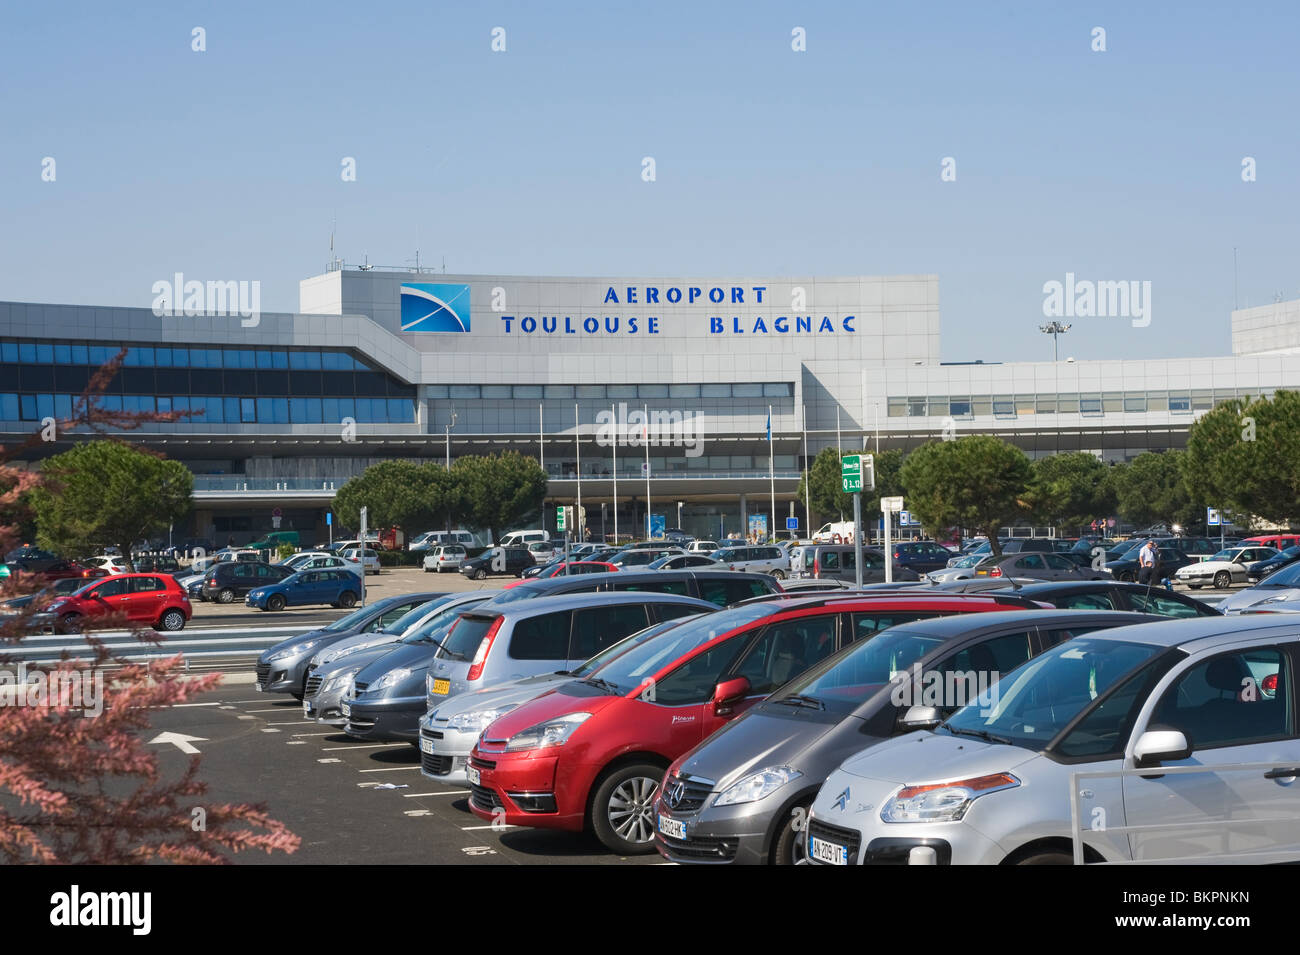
899;704;942;730
712;676;751;716
1133;728;1192;770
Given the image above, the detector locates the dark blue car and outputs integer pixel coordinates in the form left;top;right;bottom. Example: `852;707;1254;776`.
246;568;362;611
1247;544;1300;583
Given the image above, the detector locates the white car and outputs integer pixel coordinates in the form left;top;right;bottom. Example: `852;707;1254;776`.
925;553;988;583
687;540;719;554
83;554;131;575
1174;546;1278;590
282;553;360;576
807;615;1300;865
527;541;559;564
341;547;381;575
423;545;467;573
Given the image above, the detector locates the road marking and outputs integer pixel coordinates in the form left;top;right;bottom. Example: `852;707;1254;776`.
461;846;498;856
148;732;206;754
318;758;343;763
460;824;518;831
265;721;316;726
170;702;221;708
245;708;299;714
405;810;432;817
292;732;337;737
287;740;306;745
358;766;422;773
236;715;255;720
403;790;469;797
260;728;281;733
321;743;408;751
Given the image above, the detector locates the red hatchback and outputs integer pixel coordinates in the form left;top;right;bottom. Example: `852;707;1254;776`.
467;592;1045;854
43;573;193;633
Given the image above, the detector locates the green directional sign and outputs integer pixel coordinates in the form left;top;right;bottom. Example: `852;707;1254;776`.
556;506;567;532
841;454;864;493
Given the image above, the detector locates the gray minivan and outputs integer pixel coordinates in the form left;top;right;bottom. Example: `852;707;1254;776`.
794;544;921;584
424;592;717;708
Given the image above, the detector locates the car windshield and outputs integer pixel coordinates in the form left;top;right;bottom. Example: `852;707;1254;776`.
767;629;948;716
490;582;561;605
584;604;780;694
571;615;704;677
940;638;1164;751
321;601;391;633
1210;549;1241;562
1259;561;1300;588
388;595;461;637
953;554;982;568
401;597;492;645
713;549;738;562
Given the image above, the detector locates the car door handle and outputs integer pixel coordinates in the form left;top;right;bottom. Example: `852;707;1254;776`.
1264;767;1300;779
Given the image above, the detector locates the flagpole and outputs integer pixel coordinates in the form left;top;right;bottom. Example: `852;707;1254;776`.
574;402;582;543
768;405;775;544
802;402;811;538
539;403;545;535
611;402;618;545
644;404;651;539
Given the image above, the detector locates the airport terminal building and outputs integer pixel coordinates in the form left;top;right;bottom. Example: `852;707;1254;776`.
2;265;1299;544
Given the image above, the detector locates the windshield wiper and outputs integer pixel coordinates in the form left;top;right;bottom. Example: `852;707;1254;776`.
941;724;1012;745
770;694;824;710
581;677;621;694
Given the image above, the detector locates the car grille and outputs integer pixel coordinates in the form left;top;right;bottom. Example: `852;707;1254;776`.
422;752;453;776
425;729;444;740
469;783;503;812
662;773;714;814
255;662;270;689
807;817;862;865
656;831;738;862
304;674;323;697
469;755;497;771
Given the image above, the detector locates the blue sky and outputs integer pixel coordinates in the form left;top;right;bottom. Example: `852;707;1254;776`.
2;0;1297;361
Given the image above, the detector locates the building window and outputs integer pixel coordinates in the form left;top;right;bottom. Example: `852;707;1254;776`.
1080;395;1102;414
733;383;763;398
992;397;1015;417
1056;394;1079;414
1124;395;1147;413
764;383;792;397
544;385;575;399
1035;396;1057;414
949;398;972;417
1169;394;1191;412
576;385;606;399
450;385;480;399
638;384;669;399
513;385;544;399
887;398;906;417
908;397;927;416
927;397;949;417
701;383;731;398
240;398;256;423
670;384;700;399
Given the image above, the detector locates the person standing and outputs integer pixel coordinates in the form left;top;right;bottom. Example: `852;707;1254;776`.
1138;539;1158;585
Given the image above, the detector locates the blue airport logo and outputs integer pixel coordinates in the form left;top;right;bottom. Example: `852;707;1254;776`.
400;283;471;332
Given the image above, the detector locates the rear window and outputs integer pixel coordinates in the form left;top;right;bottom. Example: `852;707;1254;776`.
508;611;572;660
698;577;774;607
440;614;500;662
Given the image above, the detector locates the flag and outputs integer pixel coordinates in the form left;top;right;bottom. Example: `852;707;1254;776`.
766;410;771;443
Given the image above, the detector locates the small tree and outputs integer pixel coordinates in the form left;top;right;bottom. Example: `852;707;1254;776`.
1026;452;1117;531
452;452;548;543
899;436;1032;557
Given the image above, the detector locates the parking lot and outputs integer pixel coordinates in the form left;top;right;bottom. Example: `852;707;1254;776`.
150;684;669;865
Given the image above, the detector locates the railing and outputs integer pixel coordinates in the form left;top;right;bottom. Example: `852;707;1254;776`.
193;471;804;493
545;468;803;481
193;477;342;492
1068;762;1300;864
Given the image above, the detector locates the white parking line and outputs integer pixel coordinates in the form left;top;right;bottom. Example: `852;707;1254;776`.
169;702;221;708
357;766;422;773
264;721;316;726
460;824;518;831
403;790;469;797
321;743;407;751
245;708;298;714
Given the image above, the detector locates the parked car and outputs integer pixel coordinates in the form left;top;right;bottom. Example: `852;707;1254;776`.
33;573;193;633
657;606;1152;865
1215;561;1300;614
927;553;988;582
245;568;361;612
985;580;1219;616
1246;545;1300;583
281;553;357;575
806;614;1300;864
341;547;381;575
248;530;301;551
2;576;102;613
198;560;295;603
409;530;475;552
1174;545;1279;589
970;552;1108;582
528;540;560;564
26;559;107;582
423;545;467;573
82;554;133;576
812;522;858;543
712;545;791;578
491;569;782;609
688;541;719;554
1241;533;1300;552
131;554;182;577
256;592;445;698
499;530;551;548
1106;545;1202;584
420;613;716;784
460;546;534;579
3;547;64;574
793;544;919;584
610;548;687;569
304;593;497;720
505;561;619;587
648;554;721;570
890;541;957;575
349;592;718;743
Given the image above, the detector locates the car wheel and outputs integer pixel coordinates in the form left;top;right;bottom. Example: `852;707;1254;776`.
266;594;286;612
157;609;186;632
771;804;811;865
590;762;662;855
216;588;236;604
338;591;357;608
1119;571;1135;583
1015;850;1073;865
1214;571;1232;589
771;569;786;580
474;568;487;581
1188;584;1202;590
58;613;84;634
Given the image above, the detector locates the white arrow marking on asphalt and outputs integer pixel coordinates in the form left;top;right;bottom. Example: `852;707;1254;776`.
148;732;207;754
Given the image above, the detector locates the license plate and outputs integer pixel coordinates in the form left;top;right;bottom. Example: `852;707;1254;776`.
341;702;351;718
254;683;263;692
431;679;451;696
303;701;311;717
810;835;848;865
658;814;686;840
420;738;434;754
467;765;481;786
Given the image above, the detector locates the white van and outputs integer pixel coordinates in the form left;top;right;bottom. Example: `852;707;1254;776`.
812;521;858;543
500;529;550;547
411;529;475;551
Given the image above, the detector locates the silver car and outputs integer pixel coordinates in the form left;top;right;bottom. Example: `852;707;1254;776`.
424;592;717;709
712;545;791;579
419;613;714;784
1216;561;1300;614
304;592;498;723
807;614;1300;864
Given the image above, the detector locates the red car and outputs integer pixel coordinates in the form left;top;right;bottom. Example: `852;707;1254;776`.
503;561;619;589
467;591;1045;853
42;572;193;633
39;559;108;582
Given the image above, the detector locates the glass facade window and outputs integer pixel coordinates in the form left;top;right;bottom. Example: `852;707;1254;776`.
1056;393;1079;413
764;383;792;397
450;385;480;399
1169;394;1191;412
1102;392;1123;413
1080;395;1102;414
670;384;700;399
1146;392;1168;412
949;398;972;417
481;385;511;399
544;385;575;399
1035;396;1057;414
733;383;763;398
638;384;668;399
1124;395;1147;413
606;384;636;399
927;397;949;417
1015;396;1035;415
992;397;1015;417
971;397;992;416
1;394;19;419
701;383;731;398
513;385;544;399
887;398;907;417
908;397;927;416
1191;389;1213;410
576;385;605;399
1;342;17;362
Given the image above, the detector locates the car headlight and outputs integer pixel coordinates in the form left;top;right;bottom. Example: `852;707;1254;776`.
367;667;413;694
504;712;591;752
267;638;323;663
325;641;379;664
321;668;360;696
880;773;1020;824
713;766;803;807
447;705;517;734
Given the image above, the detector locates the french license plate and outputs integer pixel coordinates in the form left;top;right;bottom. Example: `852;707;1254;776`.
431;679;451;695
658;814;686;840
303;701;311;717
341;702;351;718
810;835;848;865
467;765;481;786
420;738;435;754
254;683;263;692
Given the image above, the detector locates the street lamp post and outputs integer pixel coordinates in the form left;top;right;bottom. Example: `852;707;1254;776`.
444;409;457;535
1039;321;1071;362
